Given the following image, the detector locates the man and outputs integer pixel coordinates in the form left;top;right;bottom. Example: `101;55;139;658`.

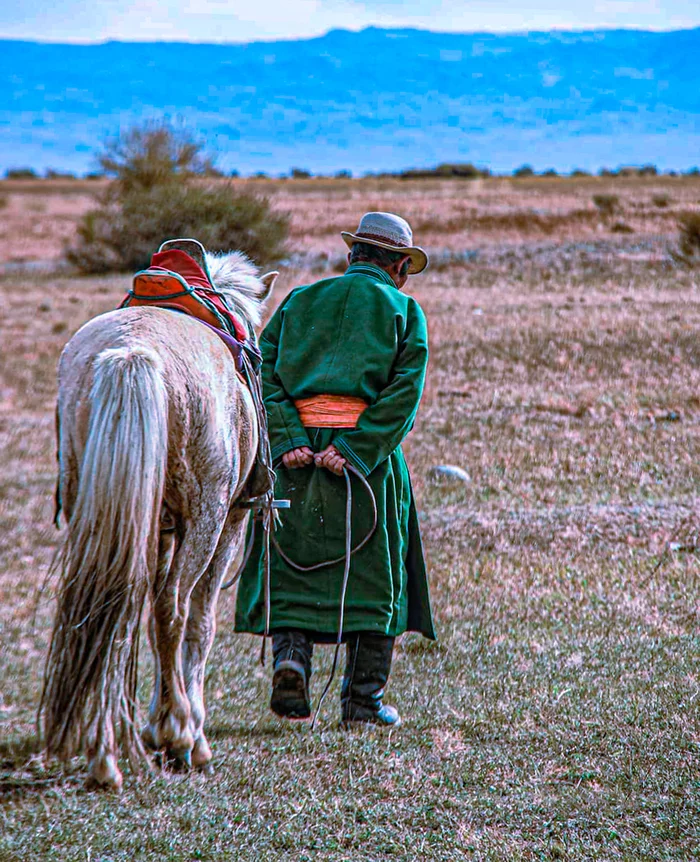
235;211;435;727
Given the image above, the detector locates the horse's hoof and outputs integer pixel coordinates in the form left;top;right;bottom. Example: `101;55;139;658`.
192;736;212;769
87;754;123;792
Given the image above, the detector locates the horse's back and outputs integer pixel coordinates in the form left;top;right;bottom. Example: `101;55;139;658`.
57;306;256;511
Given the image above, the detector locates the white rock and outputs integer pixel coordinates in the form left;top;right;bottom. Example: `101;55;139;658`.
427;465;471;483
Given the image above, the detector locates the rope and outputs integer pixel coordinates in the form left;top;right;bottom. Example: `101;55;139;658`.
271;465;377;572
310;466;354;730
221;461;377;721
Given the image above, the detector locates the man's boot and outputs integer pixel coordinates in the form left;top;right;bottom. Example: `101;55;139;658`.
341;633;401;727
270;630;313;719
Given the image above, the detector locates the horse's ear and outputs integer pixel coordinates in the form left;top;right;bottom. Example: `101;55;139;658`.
260;271;279;302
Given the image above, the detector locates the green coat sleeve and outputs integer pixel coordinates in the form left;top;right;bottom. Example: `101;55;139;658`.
334;298;428;476
260;301;312;462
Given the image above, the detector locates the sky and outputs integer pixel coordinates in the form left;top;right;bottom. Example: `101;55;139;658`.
2;0;699;43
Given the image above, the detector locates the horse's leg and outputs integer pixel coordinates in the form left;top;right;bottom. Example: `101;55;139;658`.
182;508;249;769
141;528;176;754
143;513;225;765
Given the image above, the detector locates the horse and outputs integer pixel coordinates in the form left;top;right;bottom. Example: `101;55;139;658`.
39;249;278;790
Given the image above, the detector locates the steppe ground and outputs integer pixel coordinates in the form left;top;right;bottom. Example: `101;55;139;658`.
0;176;699;860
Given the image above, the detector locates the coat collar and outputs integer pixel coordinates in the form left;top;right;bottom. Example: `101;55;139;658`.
345;262;397;289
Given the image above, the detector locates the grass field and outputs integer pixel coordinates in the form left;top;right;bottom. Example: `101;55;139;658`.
1;177;699;860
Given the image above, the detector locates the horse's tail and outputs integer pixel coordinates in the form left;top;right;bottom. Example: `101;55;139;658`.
41;345;168;769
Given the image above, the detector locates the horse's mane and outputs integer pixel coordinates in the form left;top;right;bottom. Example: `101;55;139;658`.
205;251;268;330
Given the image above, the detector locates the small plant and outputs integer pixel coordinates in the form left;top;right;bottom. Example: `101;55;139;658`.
67;122;288;273
676;212;700;263
652;194;671;208
611;221;634;234
45;169;77;180
592;194;619;217
5;167;38;180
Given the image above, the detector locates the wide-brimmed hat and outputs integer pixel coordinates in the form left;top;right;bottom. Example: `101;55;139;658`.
341;212;428;274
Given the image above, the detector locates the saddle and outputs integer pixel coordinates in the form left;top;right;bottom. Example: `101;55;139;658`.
120;238;252;372
118;238;274;500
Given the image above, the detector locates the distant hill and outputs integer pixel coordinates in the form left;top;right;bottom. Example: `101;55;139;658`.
1;27;699;175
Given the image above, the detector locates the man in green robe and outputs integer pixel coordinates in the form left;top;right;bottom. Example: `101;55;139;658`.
235;211;435;726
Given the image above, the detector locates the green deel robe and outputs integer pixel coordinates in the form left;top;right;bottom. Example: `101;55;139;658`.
234;262;435;640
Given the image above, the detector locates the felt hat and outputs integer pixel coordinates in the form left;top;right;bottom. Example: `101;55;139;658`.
341;212;428;274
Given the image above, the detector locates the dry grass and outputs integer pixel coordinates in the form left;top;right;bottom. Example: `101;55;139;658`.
0;177;699;860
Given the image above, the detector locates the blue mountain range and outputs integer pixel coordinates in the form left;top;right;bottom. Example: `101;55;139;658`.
1;27;699;175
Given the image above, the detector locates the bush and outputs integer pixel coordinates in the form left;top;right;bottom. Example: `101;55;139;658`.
611;221;634;234
68;182;288;274
334;170;352;179
638;164;658;177
652;194;671;208
513;165;535;178
570;169;591;178
98;121;215;194
592;194;619;217
5;167;38;179
677;212;700;262
398;163;489;180
67;122;288;273
45;169;77;179
290;168;312;179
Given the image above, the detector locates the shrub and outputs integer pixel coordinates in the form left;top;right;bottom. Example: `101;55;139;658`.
541;168;558;177
513;165;535;178
5;167;38;179
68;182;288;274
652;194;671;208
570;169;591;178
399;163;489;180
611;221;634;234
638;164;658;177
677;212;700;262
45;169;77;179
290;168;312;179
334;169;352;179
592;194;619;217
98;121;215;195
67;122;288;273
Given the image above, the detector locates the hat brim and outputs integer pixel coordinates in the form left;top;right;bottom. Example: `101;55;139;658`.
341;232;428;275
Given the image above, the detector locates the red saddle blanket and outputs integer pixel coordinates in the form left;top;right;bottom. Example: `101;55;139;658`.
121;248;248;343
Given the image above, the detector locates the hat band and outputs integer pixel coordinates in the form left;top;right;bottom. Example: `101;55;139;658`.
355;231;410;249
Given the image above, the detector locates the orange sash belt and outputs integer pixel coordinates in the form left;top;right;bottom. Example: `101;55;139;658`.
294;395;369;428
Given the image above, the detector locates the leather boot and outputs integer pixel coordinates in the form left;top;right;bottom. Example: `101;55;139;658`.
341;633;401;727
270;630;313;719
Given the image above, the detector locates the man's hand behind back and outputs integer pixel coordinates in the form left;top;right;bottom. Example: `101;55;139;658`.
282;447;314;469
281;445;347;476
314;445;347;476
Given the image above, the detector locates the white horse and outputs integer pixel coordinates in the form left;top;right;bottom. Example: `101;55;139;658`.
40;250;277;790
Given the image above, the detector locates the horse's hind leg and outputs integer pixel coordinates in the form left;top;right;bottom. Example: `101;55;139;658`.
141;528;176;754
183;508;249;769
143;517;224;766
